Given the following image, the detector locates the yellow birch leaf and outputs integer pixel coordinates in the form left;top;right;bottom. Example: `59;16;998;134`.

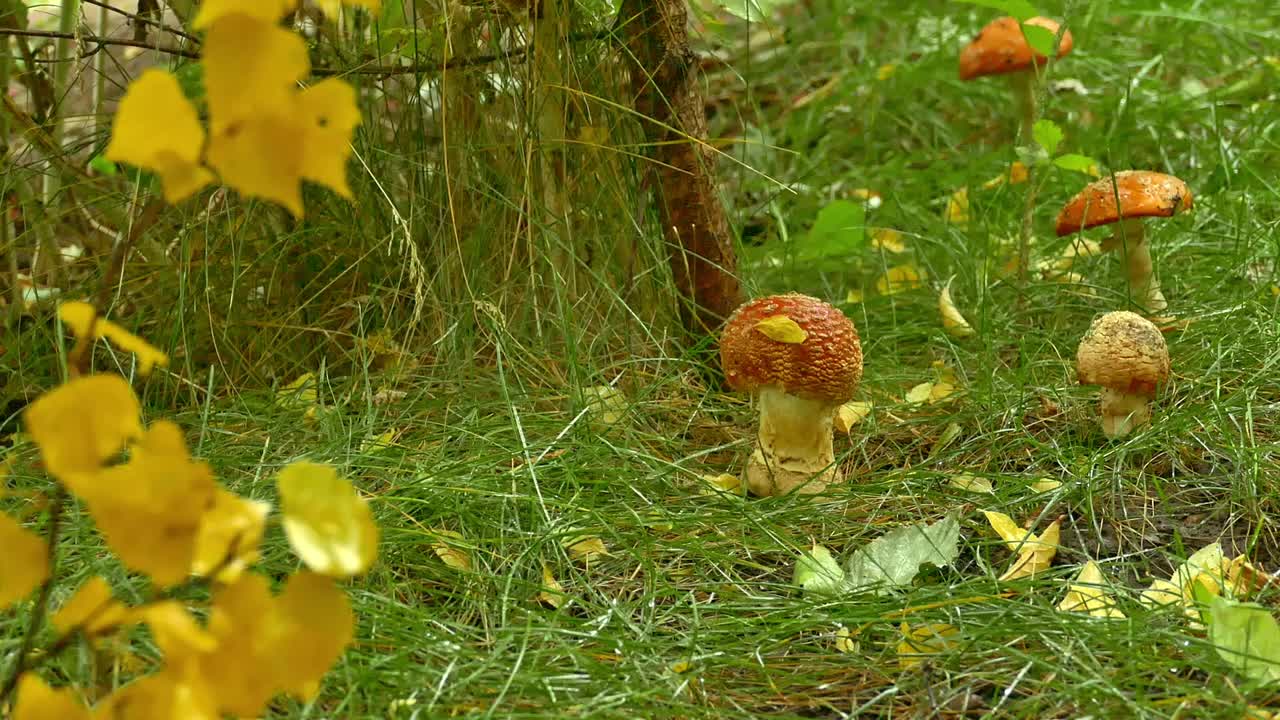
275;571;355;701
563;533;608;563
1008;161;1029;184
700;473;741;494
191;0;297;29
360;428;400;454
1030;479;1062;493
897;622;959;669
104;69;213;204
537;563;566;609
203;15;309;132
0;513;48;609
834;625;859;653
754;315;808;343
983;510;1033;550
876;264;924;295
192;489;271;583
51;576;127;637
929;381;956;403
58;301;168;375
297;78;361;200
430;529;471;571
870;227;905;253
876;64;896;81
23;374;141;479
834;400;873;432
944;187;969;225
905;382;933;404
75;421;216;586
94;664;218;720
938;280;975;338
277;461;379;578
1057;561;1125;618
950;474;993;493
584;385;627;426
207;113;306;218
999;518;1060;581
845;288;864;304
12;673;91;720
199;574;283;716
134;601;218;655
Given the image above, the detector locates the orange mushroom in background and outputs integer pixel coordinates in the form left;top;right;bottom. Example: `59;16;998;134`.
959;16;1074;142
1056;171;1194;318
719;293;863;497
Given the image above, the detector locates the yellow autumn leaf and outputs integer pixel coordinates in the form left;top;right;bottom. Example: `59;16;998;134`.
297;78;362;199
12;673;91;720
700;472;742;494
133;601;218;656
360;427;400;454
905;382;933;405
754;315;808;343
834;625;859;653
876;64;896;81
563;532;608;563
0;513;48;609
897;622;959;670
104;69;214;204
585;385;627;426
276;461;379;577
23;374;141;479
537;563;567;609
203;16;308;132
72;421;217;586
1008;161;1029;184
192;489;271;583
191;0;297;29
1030;479;1062;493
938;280;975;338
949;474;994;493
834;400;873;432
983;511;1031;549
1057;561;1126;618
430;529;472;571
875;264;924;295
999;518;1060;581
207;112;308;217
94;664;218;720
58;301;169;375
51;576;127;637
848;188;882;208
274;571;355;701
943;187;969;225
870;227;906;253
316;0;381;15
845;288;864;304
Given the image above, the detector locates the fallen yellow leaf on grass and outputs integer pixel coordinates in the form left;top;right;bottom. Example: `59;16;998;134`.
845;288;864;304
563;533;608;563
876;64;896;81
834;401;873;432
754;315;808;343
938;279;975;338
897;622;959;669
59;301;169;375
905;381;955;405
1057;561;1125;618
537;563;567;609
834;626;859;653
430;529;471;571
950;474;994;493
983;511;1060;581
943;187;969;226
700;473;742;495
870;228;906;253
1139;542;1270;621
876;264;924;295
1030;479;1063;493
584;386;627;426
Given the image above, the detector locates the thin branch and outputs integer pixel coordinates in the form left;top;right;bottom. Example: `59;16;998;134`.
80;0;199;44
0;27;199;59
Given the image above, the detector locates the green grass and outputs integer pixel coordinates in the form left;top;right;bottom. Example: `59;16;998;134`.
4;0;1280;717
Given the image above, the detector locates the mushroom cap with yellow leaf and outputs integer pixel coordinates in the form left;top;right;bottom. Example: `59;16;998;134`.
959;16;1074;81
719;293;863;405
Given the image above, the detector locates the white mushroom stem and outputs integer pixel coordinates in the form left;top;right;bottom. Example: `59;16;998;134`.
1098;387;1153;438
745;387;840;497
1103;218;1167;315
1010;70;1038;145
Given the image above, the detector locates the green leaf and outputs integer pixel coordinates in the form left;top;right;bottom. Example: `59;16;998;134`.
1053;153;1099;174
844;515;961;594
1032;119;1063;156
795;199;865;261
952;0;1039;22
88;154;118;176
1020;22;1056;58
1207;596;1280;683
793;544;846;596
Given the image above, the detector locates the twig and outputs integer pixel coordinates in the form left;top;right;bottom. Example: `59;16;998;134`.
0;26;199;59
0;489;67;706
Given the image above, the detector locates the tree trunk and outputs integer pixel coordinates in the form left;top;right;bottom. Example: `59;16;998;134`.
619;0;742;335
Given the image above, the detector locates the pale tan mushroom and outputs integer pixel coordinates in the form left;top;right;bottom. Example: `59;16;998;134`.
719;293;863;496
1076;311;1170;438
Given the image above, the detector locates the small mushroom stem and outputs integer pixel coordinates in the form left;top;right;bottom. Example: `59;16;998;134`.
1098;387;1153;438
1010;70;1038;301
1009;71;1037;144
1104;218;1168;315
745;387;840;496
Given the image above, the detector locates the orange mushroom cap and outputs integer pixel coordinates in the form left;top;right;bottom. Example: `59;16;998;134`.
1055;171;1193;236
719;293;862;404
959;16;1074;81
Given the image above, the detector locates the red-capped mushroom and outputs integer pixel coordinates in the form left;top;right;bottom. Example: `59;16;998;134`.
959;16;1074;142
719;293;863;496
1056;171;1193;317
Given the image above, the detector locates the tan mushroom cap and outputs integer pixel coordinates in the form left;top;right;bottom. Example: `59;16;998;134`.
1055;171;1193;236
720;293;862;404
1076;311;1170;395
959;16;1074;81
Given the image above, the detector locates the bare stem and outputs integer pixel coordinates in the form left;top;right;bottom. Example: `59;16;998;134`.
1010;71;1038;307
